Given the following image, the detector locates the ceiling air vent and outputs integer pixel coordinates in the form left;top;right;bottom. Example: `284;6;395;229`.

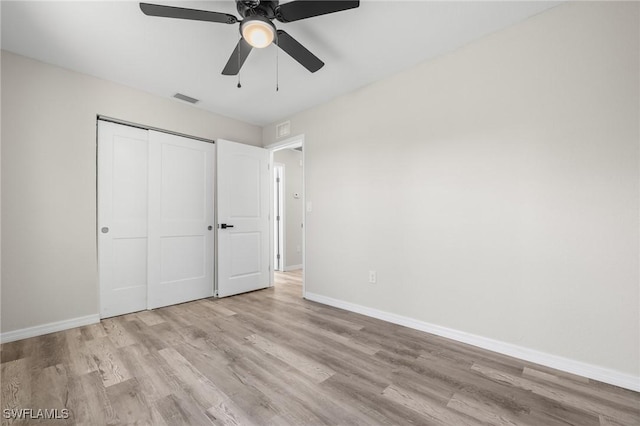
173;93;199;104
276;121;291;139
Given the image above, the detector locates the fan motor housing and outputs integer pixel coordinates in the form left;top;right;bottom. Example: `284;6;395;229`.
237;0;278;20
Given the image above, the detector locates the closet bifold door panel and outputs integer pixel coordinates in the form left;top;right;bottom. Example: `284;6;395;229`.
147;130;215;309
98;122;215;318
98;121;150;318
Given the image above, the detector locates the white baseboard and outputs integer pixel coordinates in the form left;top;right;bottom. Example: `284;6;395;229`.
0;314;100;344
304;291;640;392
284;264;303;272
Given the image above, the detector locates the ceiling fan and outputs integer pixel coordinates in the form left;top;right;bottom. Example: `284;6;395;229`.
140;0;360;75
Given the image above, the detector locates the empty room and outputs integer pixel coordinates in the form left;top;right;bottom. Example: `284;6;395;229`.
1;1;638;425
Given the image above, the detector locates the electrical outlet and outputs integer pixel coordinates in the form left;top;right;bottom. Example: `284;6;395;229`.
369;270;377;284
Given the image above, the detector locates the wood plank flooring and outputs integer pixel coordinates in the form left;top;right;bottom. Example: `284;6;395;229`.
2;270;639;425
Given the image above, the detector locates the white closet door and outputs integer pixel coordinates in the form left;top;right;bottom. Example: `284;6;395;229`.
98;121;149;318
147;131;215;309
217;139;269;297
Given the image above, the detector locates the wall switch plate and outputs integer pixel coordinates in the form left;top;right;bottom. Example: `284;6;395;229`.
369;270;377;284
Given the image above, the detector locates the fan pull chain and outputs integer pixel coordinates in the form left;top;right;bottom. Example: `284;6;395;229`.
276;42;279;92
237;34;242;89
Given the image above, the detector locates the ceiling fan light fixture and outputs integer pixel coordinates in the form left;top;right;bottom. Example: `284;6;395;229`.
140;0;361;75
241;17;275;48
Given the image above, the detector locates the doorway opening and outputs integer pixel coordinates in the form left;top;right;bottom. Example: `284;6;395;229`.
267;135;305;296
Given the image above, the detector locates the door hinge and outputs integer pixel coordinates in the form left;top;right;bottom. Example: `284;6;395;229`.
277;215;280;221
276;177;280;183
277;254;280;259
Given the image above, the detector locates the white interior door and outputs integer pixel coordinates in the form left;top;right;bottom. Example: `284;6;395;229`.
147;130;215;309
98;121;149;318
217;139;270;297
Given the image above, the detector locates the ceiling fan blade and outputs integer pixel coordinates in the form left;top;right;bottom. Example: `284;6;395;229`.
276;30;324;73
275;0;359;23
140;3;238;24
222;38;253;75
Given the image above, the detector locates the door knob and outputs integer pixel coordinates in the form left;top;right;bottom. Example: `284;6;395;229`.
101;227;109;234
208;226;213;230
220;224;234;229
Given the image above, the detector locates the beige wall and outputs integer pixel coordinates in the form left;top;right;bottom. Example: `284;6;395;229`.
264;2;640;377
273;149;303;269
1;51;262;333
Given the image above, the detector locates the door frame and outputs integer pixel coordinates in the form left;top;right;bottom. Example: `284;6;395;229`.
273;163;285;271
265;134;305;296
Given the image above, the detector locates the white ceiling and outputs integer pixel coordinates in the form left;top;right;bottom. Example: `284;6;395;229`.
1;1;560;125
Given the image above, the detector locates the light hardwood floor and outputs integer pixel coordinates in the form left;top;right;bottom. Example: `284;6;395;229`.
2;270;639;425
